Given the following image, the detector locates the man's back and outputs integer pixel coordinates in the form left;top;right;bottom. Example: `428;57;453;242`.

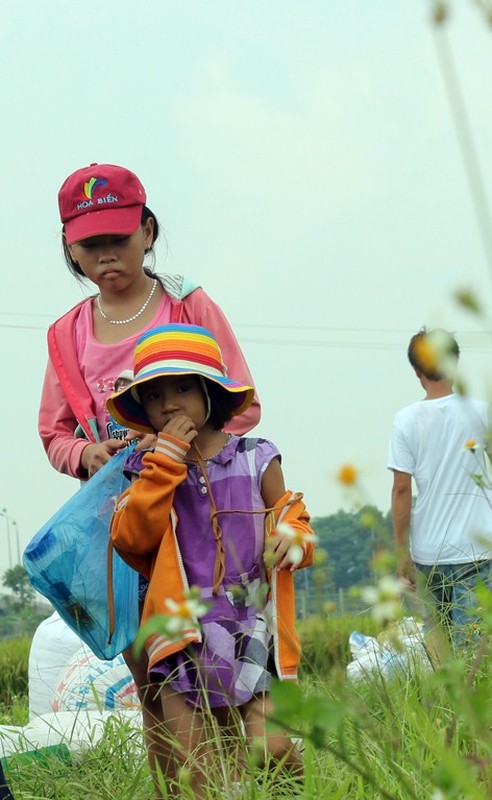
389;393;492;564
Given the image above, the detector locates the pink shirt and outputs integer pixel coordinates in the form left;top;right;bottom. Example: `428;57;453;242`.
39;284;261;478
75;293;172;440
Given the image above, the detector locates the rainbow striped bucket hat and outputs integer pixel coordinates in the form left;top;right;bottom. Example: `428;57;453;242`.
106;324;254;433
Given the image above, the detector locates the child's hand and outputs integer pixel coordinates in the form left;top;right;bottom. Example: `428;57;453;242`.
264;529;299;572
162;414;198;445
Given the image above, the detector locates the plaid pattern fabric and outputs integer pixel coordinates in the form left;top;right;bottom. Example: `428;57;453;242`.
150;597;273;708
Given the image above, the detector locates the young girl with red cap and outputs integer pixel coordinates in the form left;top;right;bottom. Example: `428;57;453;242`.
38;163;261;794
108;323;314;799
39;162;260;478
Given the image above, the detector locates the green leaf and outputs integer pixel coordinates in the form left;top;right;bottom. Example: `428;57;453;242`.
269;679;304;720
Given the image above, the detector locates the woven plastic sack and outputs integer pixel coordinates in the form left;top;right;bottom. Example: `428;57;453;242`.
28;612;83;718
23;445;139;660
52;647;138;712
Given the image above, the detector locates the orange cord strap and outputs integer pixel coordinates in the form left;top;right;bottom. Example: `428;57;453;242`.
190;444;226;595
190;443;303;595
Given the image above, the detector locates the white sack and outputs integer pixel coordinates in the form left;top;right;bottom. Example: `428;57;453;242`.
28;612;85;719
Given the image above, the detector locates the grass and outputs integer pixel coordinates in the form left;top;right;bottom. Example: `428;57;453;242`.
3;616;492;799
0;637;30;710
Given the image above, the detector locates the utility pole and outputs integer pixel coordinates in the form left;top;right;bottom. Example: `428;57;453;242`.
1;508;13;569
0;509;20;567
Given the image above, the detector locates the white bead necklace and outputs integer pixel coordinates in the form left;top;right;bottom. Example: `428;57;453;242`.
186;435;231;463
96;279;158;325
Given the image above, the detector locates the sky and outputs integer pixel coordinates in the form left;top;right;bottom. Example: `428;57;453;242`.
2;1;492;578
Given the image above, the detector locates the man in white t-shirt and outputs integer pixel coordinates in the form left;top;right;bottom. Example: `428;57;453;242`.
388;328;492;645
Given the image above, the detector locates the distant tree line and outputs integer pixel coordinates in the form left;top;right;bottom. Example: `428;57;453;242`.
291;505;394;617
0;565;48;638
0;508;395;638
309;505;394;590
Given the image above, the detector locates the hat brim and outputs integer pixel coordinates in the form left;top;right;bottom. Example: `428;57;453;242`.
63;204;144;244
107;368;255;434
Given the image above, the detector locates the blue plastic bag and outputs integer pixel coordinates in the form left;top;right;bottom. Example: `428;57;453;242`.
23;445;139;660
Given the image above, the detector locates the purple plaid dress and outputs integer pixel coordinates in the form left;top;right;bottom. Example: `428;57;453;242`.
126;435;280;708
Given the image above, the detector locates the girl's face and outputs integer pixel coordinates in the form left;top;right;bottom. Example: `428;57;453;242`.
139;375;208;433
67;218;154;291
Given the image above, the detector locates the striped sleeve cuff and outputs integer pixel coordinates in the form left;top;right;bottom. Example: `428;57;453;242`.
154;433;191;462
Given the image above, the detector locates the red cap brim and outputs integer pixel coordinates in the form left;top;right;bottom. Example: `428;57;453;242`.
63;204;143;244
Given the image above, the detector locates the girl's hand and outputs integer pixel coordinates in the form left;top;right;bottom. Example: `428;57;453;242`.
162;415;198;445
81;439;127;477
124;429;157;453
264;529;299;572
135;434;157;452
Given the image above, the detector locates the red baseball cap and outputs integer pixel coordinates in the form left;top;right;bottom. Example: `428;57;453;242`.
58;163;147;244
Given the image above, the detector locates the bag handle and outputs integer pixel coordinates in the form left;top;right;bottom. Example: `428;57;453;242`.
106;537;116;645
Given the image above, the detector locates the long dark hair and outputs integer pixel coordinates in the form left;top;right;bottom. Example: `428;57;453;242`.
203;379;237;430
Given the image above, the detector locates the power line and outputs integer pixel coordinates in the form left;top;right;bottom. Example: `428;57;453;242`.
2;322;492;353
0;311;57;318
2;313;492;338
2;316;492;353
0;323;49;331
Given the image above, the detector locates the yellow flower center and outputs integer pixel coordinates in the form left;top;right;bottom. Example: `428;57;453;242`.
174;602;191;619
337;464;358;485
414;337;439;373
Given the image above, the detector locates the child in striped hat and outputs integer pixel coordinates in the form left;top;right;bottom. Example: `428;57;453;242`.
108;323;315;799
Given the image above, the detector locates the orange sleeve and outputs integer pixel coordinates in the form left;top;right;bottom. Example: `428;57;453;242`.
110;433;189;562
266;490;315;569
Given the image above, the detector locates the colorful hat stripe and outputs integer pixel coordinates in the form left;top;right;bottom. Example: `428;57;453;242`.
133;360;231;381
135;351;222;377
135;331;220;360
106;324;254;434
135;326;214;347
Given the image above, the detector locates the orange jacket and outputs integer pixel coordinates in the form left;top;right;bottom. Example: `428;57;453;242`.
110;432;314;678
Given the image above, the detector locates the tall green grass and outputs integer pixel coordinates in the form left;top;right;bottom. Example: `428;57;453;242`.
6;653;492;799
0;637;29;723
2;617;490;799
298;614;382;675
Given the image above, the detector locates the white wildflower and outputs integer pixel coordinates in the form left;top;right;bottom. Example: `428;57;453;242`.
429;328;459;381
163;593;208;633
360;575;406;625
463;439;481;453
275;521;317;566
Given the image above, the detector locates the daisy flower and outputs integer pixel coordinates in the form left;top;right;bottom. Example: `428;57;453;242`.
360;575;407;625
274;522;317;566
163;592;208;633
337;464;359;486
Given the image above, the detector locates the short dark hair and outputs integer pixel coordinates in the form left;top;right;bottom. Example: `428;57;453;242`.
62;205;160;280
204;379;236;430
407;327;459;381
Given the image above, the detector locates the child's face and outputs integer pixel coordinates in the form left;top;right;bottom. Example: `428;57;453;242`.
139;374;207;433
67;219;154;290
